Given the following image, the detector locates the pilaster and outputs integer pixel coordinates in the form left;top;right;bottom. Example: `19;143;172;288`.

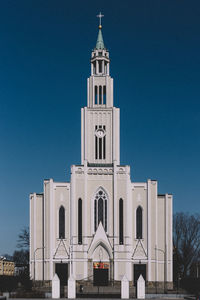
81;108;84;164
165;194;168;283
113;160;117;280
147;180;151;281
49;179;54;280
70;165;76;276
83;160;88;278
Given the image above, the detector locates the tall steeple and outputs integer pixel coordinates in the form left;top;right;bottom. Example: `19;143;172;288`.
81;14;120;166
89;16;111;106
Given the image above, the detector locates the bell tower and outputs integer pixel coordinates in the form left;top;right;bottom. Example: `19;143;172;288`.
81;14;120;166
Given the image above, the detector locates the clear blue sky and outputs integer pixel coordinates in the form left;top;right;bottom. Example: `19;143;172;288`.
0;0;200;255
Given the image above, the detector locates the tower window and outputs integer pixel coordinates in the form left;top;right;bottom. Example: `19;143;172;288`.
99;86;102;104
59;206;65;239
103;86;106;104
94;189;108;232
78;198;82;244
95;125;106;160
95;86;98;104
103;125;106;159
119;199;124;244
99;137;102;159
94;85;106;105
103;136;106;159
136;206;143;239
95;136;98;159
99;61;102;73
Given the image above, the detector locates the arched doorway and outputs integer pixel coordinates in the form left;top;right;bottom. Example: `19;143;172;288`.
92;244;110;286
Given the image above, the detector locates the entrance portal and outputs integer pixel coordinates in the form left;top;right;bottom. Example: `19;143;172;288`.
93;262;109;286
134;264;146;286
55;263;68;286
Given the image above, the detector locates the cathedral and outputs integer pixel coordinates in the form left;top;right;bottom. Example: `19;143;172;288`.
30;18;173;290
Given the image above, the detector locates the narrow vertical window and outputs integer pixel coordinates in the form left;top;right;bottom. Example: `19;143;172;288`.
95;136;98;159
99;138;102;159
105;200;107;232
136;206;143;239
103;86;106;104
78;198;82;244
103;136;106;159
94;199;97;231
99;61;102;73
93;62;96;74
99;86;102;104
98;198;103;225
103;125;106;159
119;199;123;244
95;125;106;160
95;86;98;104
95;125;98;159
59;206;65;239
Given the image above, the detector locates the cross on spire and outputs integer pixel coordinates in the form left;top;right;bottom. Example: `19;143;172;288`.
97;12;104;28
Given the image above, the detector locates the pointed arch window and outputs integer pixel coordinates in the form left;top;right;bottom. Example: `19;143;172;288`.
136;206;143;239
94;189;108;232
59;206;65;239
78;198;82;244
119;198;124;244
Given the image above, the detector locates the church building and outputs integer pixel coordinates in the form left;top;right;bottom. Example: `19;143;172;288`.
30;18;173;290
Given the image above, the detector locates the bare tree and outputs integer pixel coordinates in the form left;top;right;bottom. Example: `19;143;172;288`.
17;226;29;250
14;227;30;270
173;213;200;279
13;249;29;266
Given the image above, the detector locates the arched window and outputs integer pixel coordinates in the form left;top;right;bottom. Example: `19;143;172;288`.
78;198;82;244
136;206;143;239
59;206;65;239
94;188;108;232
119;198;123;244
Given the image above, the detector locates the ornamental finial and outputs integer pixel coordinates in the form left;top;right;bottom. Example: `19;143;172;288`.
97;12;104;29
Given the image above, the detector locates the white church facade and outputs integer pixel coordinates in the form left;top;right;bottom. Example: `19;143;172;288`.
30;21;173;290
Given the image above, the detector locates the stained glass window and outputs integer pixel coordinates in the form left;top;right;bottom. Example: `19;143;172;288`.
94;189;108;232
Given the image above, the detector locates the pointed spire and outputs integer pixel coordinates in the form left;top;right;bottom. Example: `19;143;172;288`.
96;28;105;49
